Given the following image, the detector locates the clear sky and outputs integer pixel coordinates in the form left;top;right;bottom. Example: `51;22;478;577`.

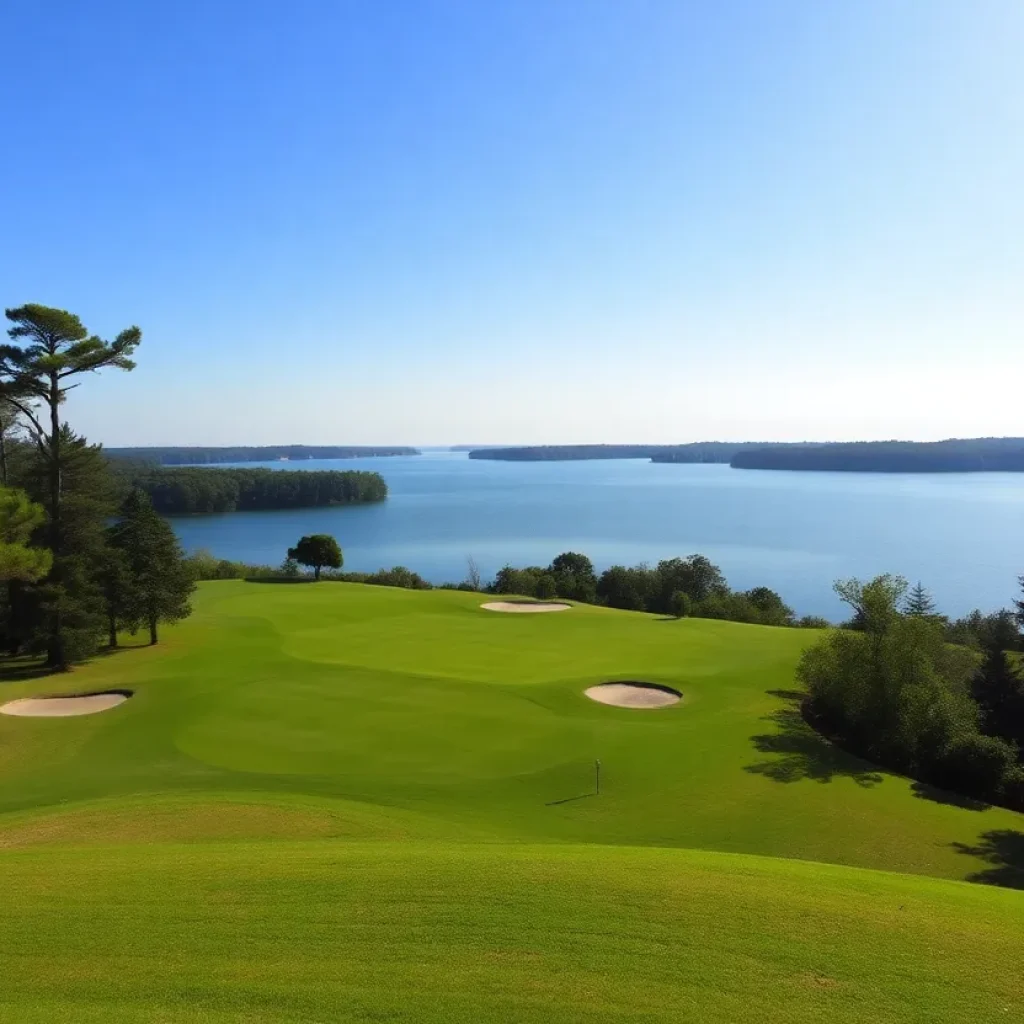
2;0;1021;446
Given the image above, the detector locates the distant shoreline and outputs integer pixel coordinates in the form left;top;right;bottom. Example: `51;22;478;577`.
468;439;1024;473
107;445;420;465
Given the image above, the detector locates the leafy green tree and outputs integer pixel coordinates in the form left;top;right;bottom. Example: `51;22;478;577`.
535;574;557;600
549;551;597;602
744;586;795;626
800;576;977;774
904;582;938;618
0;487;51;583
596;565;648;611
834;574;907;633
1015;576;1024;639
652;555;727;613
109;490;194;644
288;534;342;581
669;591;693;618
1;304;140;667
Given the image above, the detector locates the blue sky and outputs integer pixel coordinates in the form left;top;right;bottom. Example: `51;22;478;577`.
2;0;1021;446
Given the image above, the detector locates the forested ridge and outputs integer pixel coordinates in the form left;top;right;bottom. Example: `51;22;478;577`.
107;445;418;465
469;443;753;462
732;438;1024;472
469;438;1024;472
122;466;387;514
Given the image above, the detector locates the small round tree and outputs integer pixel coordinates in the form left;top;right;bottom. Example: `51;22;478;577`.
288;534;342;581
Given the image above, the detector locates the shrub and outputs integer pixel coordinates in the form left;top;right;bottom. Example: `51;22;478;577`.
669;591;693;618
1000;766;1024;812
930;733;1017;798
797;615;831;629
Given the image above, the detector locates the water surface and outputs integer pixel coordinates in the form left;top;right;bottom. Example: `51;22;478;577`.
168;452;1024;618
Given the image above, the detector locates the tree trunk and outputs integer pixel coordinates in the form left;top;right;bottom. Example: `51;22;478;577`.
314;565;321;581
0;414;7;486
149;616;158;645
45;373;65;670
108;611;118;649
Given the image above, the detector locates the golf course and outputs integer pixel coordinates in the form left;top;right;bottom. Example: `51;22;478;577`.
1;581;1021;1023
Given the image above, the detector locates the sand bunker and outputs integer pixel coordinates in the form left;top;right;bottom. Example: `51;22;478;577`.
0;690;132;718
481;601;571;614
584;682;681;709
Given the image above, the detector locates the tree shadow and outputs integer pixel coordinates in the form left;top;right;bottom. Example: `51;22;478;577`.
0;660;53;684
1;641;152;685
952;830;1024;890
745;692;884;788
911;781;990;812
765;689;808;702
244;576;315;584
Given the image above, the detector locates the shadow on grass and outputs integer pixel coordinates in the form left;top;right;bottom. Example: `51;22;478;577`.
910;781;990;811
952;830;1024;890
545;793;596;807
0;660;53;684
244;576;317;584
745;691;884;788
0;642;152;685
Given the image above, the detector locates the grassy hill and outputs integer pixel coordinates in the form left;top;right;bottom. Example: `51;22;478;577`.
0;582;1021;1022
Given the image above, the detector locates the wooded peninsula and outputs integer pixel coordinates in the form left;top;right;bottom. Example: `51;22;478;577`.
121;466;388;514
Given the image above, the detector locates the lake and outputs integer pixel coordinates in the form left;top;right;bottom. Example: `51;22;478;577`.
168;451;1024;619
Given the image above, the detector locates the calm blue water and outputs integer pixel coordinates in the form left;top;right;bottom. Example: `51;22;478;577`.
168;451;1024;619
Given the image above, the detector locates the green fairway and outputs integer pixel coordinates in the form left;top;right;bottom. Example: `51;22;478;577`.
1;582;1021;1022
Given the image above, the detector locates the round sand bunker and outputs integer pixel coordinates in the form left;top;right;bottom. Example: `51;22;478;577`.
585;682;681;709
481;601;571;614
0;690;132;718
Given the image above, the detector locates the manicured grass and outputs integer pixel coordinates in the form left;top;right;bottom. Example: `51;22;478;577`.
1;842;1020;1023
0;582;1021;1021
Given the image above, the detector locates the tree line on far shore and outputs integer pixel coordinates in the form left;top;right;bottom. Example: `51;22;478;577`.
107;445;416;465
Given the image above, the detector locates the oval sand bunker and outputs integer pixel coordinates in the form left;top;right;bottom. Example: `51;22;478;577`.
585;682;681;709
0;691;131;718
481;601;571;613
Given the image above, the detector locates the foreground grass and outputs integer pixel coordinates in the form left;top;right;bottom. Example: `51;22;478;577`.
0;582;1022;1022
1;841;1020;1024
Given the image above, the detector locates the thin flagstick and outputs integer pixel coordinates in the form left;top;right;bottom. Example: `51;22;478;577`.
595;758;601;795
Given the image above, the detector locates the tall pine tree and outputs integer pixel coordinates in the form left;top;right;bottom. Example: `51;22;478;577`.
971;644;1024;750
904;582;938;618
13;431;118;662
109;490;194;644
1;304;139;667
